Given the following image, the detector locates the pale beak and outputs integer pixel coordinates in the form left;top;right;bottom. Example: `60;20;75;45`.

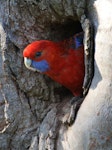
24;57;37;71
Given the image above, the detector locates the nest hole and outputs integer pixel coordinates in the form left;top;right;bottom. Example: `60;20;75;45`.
48;19;83;41
47;19;84;97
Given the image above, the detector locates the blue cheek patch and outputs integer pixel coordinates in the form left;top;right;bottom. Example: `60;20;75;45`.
75;34;83;49
31;60;50;73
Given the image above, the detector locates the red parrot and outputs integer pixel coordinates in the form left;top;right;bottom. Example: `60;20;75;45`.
23;33;85;97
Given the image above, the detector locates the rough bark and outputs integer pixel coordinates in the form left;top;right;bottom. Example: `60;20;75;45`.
0;0;112;150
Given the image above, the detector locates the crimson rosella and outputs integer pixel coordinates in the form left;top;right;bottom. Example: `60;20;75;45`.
23;33;85;97
23;33;85;125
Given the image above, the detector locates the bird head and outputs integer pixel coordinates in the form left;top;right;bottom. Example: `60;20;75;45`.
23;33;84;73
23;40;65;73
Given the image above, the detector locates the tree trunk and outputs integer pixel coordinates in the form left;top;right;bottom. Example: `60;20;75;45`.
0;0;112;150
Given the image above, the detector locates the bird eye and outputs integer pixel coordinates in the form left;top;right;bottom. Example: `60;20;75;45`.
35;51;42;58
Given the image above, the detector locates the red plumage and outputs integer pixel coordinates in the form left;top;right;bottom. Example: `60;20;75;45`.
23;34;85;97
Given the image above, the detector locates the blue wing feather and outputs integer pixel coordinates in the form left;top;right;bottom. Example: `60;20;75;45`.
75;33;84;49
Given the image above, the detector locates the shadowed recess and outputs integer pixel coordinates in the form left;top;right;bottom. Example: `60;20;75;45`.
47;19;83;41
